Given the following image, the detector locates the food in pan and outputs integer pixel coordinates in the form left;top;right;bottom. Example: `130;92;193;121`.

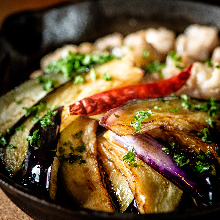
0;24;220;214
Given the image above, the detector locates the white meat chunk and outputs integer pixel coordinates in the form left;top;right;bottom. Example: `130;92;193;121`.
123;30;162;67
212;47;220;63
145;27;176;57
175;24;218;62
176;62;220;99
78;42;94;54
161;55;183;79
94;33;123;52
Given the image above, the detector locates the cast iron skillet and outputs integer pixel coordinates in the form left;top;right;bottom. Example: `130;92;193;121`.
1;0;220;219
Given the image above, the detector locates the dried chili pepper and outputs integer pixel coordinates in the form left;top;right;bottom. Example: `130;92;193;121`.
68;65;192;116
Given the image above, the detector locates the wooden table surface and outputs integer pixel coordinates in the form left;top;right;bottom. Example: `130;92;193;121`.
0;188;32;219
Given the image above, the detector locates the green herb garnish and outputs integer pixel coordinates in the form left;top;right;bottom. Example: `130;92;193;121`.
162;147;170;154
66;153;86;164
168;51;182;62
114;113;120;118
23;102;46;118
144;60;165;74
26;129;42;149
143;49;150;59
90;68;97;81
168;107;179;113
40;109;58;129
102;72;112;81
205;117;216;128
73;75;84;84
36;77;55;91
205;58;212;67
194;161;210;173
173;153;190;167
131;110;154;132
44;51;115;80
0;133;7;146
76;143;86;153
15;124;25;131
16;100;22;105
8;144;17;149
74;131;83;139
122;146;138;167
198;128;212;144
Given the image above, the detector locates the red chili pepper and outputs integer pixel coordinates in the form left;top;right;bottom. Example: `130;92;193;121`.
68;65;192;116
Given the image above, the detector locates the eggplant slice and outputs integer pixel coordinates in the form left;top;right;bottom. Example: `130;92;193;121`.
57;116;115;212
0;72;70;134
98;132;183;214
22;107;63;195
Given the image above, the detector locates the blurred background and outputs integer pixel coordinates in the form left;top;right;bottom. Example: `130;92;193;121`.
0;0;77;26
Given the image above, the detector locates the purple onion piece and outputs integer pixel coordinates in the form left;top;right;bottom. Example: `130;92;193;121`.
109;132;216;206
22;106;63;195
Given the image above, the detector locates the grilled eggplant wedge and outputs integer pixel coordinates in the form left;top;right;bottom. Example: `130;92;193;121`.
100;97;220;205
97;133;183;213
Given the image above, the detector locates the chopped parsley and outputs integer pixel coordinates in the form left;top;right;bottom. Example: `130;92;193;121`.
180;95;220;117
198;128;212;144
215;147;220;157
168;107;179;113
162;142;213;174
16;100;22;105
168;51;184;69
26;129;42;149
122;146;138;167
40;109;58;129
73;75;84;84
15;124;25;131
131;110;154;132
23;102;46;118
90;68;97;81
44;51;115;80
173;153;190;167
196;149;211;161
205;58;212;67
74;131;83;139
0;133;7;146
67;153;86;164
168;50;182;62
180;95;220;130
162;146;170;154
102;72;112;81
114;113;120;118
144;60;165;74
75;143;86;153
143;49;150;59
194;161;210;173
36;76;55;91
8;144;17;149
205;117;216;128
57;137;87;164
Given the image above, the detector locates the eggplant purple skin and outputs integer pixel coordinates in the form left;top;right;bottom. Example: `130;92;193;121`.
22;107;63;195
109;132;218;206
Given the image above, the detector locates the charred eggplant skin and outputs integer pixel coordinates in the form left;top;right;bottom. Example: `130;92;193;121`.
22;107;63;195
